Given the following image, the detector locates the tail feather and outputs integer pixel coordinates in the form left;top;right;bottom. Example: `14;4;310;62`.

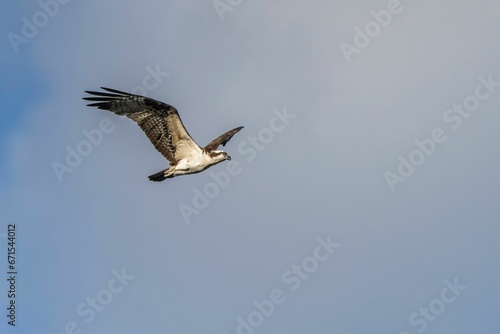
148;169;169;182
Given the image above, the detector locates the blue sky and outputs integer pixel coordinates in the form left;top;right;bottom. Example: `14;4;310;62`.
1;0;500;333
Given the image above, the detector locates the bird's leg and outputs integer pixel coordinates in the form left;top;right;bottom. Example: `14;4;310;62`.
164;166;175;178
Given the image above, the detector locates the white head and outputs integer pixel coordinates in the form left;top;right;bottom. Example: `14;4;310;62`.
209;150;231;165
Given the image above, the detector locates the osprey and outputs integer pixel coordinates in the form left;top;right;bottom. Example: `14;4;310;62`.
83;87;243;182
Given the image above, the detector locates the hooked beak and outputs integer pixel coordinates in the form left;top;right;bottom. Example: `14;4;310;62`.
227;155;231;161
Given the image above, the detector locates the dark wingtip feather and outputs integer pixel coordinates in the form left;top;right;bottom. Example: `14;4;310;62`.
83;97;116;101
83;87;131;100
101;87;130;95
86;102;111;109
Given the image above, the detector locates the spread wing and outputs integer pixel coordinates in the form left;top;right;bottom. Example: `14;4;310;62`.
83;87;202;166
203;126;244;152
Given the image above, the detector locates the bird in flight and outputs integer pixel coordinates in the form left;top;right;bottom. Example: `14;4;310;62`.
83;87;243;182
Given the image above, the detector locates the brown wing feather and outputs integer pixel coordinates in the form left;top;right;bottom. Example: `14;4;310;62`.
203;126;244;152
83;87;201;165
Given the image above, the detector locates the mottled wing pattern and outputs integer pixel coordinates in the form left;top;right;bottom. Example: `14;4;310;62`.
83;87;201;165
203;126;244;152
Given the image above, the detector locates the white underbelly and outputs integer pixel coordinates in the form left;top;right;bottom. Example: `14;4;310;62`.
175;153;211;173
